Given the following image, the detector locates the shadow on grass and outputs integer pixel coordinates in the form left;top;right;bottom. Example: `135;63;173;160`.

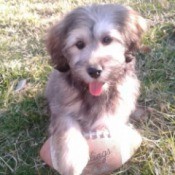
0;94;58;175
138;23;175;107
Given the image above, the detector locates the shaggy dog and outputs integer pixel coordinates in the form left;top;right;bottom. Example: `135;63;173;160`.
45;4;146;175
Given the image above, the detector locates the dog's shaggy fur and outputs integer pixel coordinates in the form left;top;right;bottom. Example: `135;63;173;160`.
46;4;146;175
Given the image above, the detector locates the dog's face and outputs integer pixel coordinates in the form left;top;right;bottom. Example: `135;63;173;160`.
47;4;146;96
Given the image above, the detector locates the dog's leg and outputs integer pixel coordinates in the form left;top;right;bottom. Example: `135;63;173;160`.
50;116;89;175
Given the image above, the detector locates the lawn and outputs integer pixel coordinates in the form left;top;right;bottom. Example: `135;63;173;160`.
0;0;175;174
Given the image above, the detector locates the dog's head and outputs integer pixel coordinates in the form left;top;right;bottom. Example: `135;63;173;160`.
47;4;146;96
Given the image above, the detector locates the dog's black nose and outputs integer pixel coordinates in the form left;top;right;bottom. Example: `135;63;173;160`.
87;67;102;78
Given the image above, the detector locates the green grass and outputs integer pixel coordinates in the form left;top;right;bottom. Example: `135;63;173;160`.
0;0;175;174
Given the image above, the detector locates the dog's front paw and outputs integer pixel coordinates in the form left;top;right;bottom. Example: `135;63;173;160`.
51;127;89;175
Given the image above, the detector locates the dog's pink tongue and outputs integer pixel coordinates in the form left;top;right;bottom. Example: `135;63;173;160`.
89;82;103;96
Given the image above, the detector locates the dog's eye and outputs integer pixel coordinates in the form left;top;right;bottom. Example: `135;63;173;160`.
102;36;113;45
75;41;85;50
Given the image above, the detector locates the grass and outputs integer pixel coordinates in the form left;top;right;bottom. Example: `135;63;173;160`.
0;0;174;174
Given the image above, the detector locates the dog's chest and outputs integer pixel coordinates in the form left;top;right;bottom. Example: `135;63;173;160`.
73;93;118;130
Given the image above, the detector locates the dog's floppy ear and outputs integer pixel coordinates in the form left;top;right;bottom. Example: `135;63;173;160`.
121;7;147;62
125;8;147;50
46;21;70;72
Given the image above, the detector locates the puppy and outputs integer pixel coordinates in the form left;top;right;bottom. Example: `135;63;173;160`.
46;4;146;175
